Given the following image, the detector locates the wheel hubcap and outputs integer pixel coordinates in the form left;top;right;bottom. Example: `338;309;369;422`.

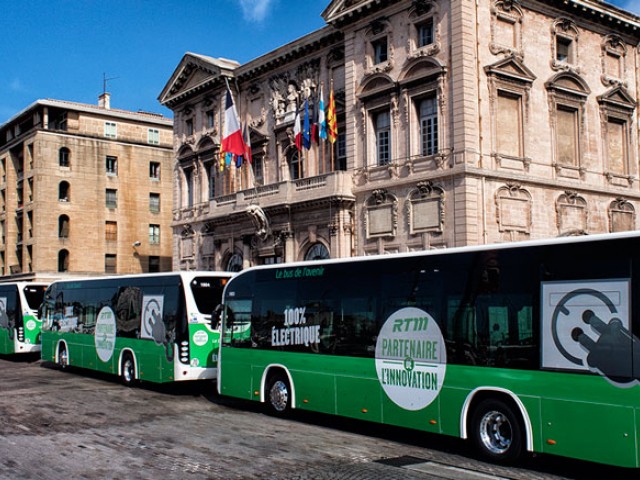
270;380;289;412
59;349;68;367
479;410;512;454
123;360;133;383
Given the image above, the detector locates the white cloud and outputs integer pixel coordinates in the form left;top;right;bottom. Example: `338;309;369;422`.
238;0;273;22
9;78;25;92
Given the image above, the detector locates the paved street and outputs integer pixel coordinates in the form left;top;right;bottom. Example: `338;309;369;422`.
0;355;632;480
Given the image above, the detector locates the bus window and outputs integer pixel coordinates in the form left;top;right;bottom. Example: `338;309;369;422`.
115;286;142;338
223;299;252;346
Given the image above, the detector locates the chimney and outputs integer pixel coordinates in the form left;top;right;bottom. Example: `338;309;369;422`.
98;92;111;109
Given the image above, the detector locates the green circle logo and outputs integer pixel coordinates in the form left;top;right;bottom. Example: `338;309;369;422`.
95;306;116;362
375;307;447;411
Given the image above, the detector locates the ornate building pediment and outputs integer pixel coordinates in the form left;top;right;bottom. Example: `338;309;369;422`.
322;0;394;26
159;53;240;108
484;56;536;85
597;86;636;111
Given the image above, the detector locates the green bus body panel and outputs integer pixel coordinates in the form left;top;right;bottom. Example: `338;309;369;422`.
42;331;173;383
23;315;42;346
0;328;15;354
189;324;220;368
0;316;42;355
220;347;640;468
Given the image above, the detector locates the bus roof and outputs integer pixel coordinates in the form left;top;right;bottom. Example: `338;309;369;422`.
231;230;640;278
47;271;232;287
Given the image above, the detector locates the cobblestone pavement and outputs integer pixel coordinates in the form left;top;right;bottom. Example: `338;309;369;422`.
0;355;632;480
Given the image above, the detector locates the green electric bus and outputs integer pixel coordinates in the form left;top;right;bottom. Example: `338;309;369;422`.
218;231;640;468
0;282;48;355
40;272;231;384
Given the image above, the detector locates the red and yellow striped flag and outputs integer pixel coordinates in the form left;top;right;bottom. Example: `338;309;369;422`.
327;85;338;144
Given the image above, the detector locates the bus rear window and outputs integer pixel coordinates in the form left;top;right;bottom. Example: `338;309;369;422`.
190;277;227;314
23;285;47;310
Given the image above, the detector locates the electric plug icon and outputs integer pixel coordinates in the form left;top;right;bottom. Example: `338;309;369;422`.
571;310;638;384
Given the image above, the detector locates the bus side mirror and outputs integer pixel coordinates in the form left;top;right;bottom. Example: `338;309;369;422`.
211;304;223;330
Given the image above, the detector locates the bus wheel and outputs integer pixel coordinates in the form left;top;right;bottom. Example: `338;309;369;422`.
470;398;523;464
266;374;291;415
121;354;136;387
57;345;68;369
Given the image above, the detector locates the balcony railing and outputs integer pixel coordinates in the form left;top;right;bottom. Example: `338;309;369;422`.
172;171;354;223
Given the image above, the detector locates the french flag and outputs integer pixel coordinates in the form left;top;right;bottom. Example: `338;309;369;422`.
294;108;303;151
221;88;246;156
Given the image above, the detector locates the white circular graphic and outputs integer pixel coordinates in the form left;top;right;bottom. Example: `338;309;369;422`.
95;306;116;362
26;320;36;331
193;330;208;347
375;307;447;411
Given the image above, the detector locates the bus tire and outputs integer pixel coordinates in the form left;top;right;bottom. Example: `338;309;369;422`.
265;373;291;415
470;398;523;464
121;353;137;387
57;344;68;369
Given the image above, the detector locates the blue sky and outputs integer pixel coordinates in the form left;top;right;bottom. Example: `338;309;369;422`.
1;0;638;125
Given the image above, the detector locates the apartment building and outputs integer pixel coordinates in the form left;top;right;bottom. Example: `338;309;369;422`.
0;94;174;279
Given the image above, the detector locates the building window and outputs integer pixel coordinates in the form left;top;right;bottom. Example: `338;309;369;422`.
602;36;626;84
105;221;117;242
337;131;347;170
206;162;216;199
375;111;391;166
149;193;160;213
417;19;434;47
148;128;160;145
149;224;160;245
150;161;160;180
262;256;283;265
289;150;302;180
226;253;243;272
607;118;628;176
184;168;194;207
186;119;194;136
52;112;67;131
58;250;69;272
556;106;579;167
58;215;70;238
372;37;388;64
206;110;215;129
304;243;330;261
106;155;118;175
59;147;70;167
556;36;572;63
149;256;160;273
610;199;635;232
105;254;116;274
252;156;264;185
104;122;117;138
59;181;70;202
106;188;117;208
599;87;635;181
496;91;522;158
419;96;438;156
551;19;579;71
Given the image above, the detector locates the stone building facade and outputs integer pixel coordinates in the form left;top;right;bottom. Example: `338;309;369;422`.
0;94;174;280
160;0;640;272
